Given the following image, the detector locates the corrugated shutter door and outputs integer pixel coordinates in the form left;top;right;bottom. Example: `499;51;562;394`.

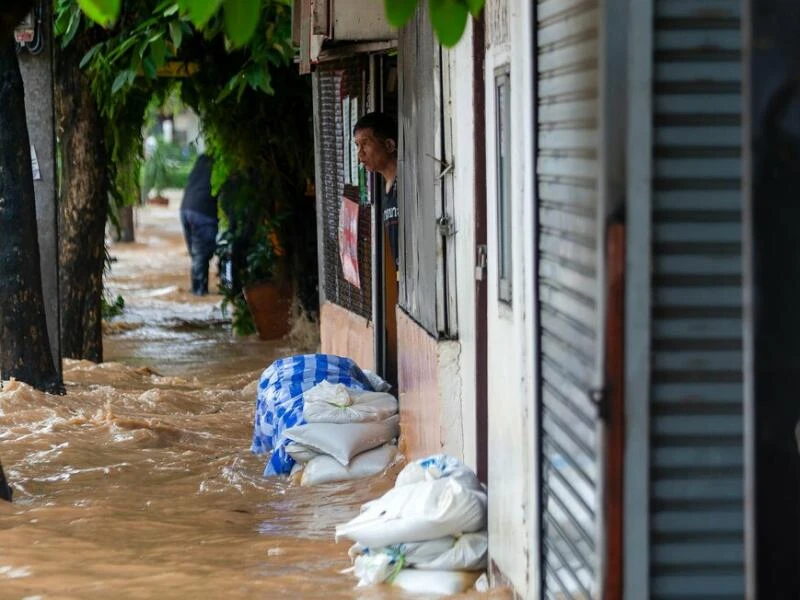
651;1;744;598
536;0;601;597
316;58;372;319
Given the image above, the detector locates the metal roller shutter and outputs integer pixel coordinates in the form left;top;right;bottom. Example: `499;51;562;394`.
536;0;601;597
650;1;744;598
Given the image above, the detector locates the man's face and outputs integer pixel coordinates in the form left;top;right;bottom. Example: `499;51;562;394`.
354;128;395;173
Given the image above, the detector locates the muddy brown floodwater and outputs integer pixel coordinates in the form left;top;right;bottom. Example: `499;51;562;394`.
0;198;504;600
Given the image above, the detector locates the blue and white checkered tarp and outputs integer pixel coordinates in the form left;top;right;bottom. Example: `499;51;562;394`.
251;354;375;476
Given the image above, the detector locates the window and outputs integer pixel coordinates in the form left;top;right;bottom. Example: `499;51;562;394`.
495;68;512;303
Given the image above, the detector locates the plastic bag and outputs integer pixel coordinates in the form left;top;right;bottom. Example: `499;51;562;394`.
303;381;398;424
282;415;400;466
301;445;398;486
335;477;487;547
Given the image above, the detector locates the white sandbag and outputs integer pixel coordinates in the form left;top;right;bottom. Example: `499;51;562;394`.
285;442;320;464
349;537;456;585
348;532;487;585
303;380;351;407
391;569;481;595
289;462;304;484
301;445;398;486
335;477;487;547
282;415;400;466
303;383;398;424
351;552;394;586
395;454;482;491
348;536;455;567
414;532;488;571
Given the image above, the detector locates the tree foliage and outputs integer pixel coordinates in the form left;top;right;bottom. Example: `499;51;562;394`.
55;0;296;205
386;0;484;47
56;0;313;334
74;0;482;48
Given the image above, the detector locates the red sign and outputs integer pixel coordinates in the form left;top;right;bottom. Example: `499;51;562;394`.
339;198;360;288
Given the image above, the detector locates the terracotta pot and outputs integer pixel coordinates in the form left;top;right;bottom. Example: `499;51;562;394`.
243;281;292;340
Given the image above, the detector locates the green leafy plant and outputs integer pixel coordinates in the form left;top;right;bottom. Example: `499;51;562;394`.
141;136;196;198
58;1;313;337
213;173;295;336
385;0;483;47
101;293;126;318
73;0;481;49
141;137;170;198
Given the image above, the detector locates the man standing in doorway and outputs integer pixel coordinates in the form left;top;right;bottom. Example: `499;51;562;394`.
353;112;399;269
180;154;218;296
354;112;399;390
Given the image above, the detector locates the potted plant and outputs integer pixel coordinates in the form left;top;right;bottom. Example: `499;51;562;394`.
241;219;292;340
217;210;292;340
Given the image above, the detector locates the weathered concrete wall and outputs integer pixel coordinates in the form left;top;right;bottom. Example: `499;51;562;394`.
447;23;478;472
396;308;464;460
397;308;440;458
483;0;537;595
319;301;375;370
18;4;61;378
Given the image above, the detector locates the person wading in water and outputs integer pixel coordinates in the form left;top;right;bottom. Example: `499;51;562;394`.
180;154;219;296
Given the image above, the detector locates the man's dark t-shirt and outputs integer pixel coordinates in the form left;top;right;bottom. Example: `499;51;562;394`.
383;177;399;268
181;154;217;219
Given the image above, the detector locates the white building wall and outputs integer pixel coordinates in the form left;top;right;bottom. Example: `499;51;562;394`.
445;23;478;471
484;0;537;596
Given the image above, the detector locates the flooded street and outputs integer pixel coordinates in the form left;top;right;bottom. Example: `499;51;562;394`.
0;198;479;599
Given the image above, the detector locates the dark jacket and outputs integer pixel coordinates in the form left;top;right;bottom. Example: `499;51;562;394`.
180;154;217;219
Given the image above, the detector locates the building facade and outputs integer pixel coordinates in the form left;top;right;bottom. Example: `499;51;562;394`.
295;0;768;598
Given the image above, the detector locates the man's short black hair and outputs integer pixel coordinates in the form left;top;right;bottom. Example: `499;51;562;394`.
353;112;398;144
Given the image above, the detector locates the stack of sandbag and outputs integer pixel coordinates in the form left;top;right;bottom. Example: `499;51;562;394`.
251;354;388;476
282;380;401;486
335;455;488;595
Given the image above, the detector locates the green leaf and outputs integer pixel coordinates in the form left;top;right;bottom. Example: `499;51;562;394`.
429;0;468;47
141;56;157;79
464;0;484;18
54;5;72;37
169;21;183;49
62;8;82;48
150;37;167;68
164;3;180;16
108;35;139;63
181;0;224;30
79;43;102;69
77;0;120;28
111;69;131;94
384;0;418;28
224;0;261;48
